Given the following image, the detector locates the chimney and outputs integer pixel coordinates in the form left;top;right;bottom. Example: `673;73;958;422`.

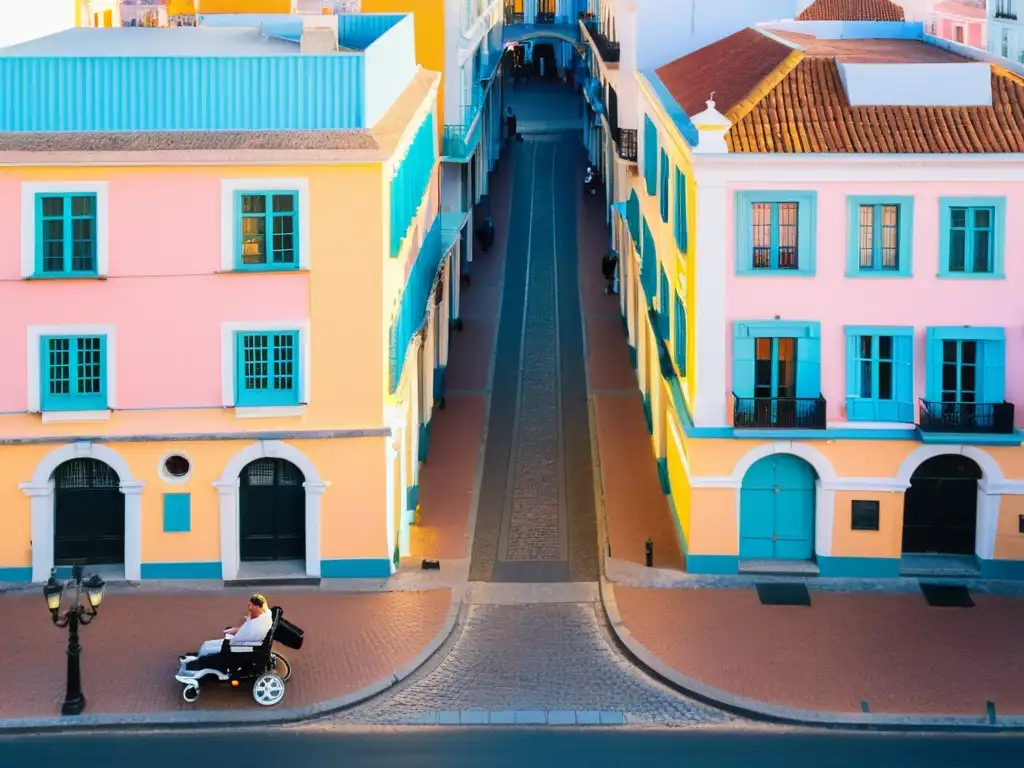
689;95;731;154
300;13;338;54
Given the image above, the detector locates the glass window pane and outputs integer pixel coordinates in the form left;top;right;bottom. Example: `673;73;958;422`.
878;361;893;400
241;194;266;214
41;196;64;217
961;340;976;364
777;203;798;269
950;207;966;228
880;205;899;269
858;205;874;268
242;334;269;391
858;336;872;358
942;340;957;363
271;194;294;213
948;230;966;271
751;203;771;268
961;363;976;396
859;360;873;398
272;334;295;391
75;336;103;395
70;195;94;217
941;362;958;392
240;216;266;265
973;207;991;228
47;338;71;395
973;229;991;272
878;335;892;360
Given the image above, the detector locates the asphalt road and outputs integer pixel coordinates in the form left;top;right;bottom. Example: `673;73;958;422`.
3;728;1024;767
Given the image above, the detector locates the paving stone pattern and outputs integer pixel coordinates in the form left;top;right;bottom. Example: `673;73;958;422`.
506;142;562;563
337;602;729;726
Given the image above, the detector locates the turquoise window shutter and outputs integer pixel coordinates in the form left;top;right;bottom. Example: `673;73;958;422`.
795;336;821;399
732;331;756;399
162;493;191;533
641;218;657;300
981;338;1006;403
626;190;640;248
894;333;915;422
845;333;875;421
659;150;669;223
390;111;437;258
674;168;688;253
643;116;657;196
674;293;687;376
924;327;942;402
658;267;670;339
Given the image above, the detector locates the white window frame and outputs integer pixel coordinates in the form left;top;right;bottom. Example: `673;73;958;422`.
220;320;311;418
220;178;312;272
27;323;117;423
21;181;110;279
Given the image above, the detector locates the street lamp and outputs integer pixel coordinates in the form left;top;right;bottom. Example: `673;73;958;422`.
43;564;106;716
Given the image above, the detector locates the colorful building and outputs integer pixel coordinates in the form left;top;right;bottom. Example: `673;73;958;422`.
622;19;1024;580
925;0;987;49
989;0;1024;63
0;13;457;584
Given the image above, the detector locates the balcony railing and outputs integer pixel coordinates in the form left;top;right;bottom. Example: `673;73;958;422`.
918;400;1016;435
733;395;827;430
616;127;637;162
582;20;620;63
995;11;1018;20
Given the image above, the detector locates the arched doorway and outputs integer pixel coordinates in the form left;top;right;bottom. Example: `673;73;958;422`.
53;459;125;566
239;458;306;562
902;455;981;556
740;454;817;561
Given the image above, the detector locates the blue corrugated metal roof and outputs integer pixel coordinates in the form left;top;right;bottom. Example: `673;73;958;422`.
338;14;404;50
0;55;366;131
0;27;299;56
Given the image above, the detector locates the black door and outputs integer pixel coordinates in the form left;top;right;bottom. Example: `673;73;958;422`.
902;455;981;555
532;43;557;78
54;459;125;566
239;458;306;562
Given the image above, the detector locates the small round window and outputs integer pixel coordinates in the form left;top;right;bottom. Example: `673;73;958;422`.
163;454;191;480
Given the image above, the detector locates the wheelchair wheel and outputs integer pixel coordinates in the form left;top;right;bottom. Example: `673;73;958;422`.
252;673;285;707
270;651;292;683
182;685;200;704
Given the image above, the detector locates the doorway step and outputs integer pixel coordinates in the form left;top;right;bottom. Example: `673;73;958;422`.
900;553;980;579
739;559;819;577
225;560;321;588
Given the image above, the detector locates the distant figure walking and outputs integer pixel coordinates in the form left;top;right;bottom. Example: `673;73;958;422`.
601;252;619;295
506;106;519;145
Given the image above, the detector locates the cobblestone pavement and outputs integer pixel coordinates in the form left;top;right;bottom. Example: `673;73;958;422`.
2;588;451;719
331;599;730;726
470;134;598;583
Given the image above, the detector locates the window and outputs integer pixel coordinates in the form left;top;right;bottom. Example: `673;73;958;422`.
657;265;670;340
659;149;669;223
844;326;913;422
672;291;687;376
1002;29;1011;58
735;191;817;275
643;115;657;196
235;191;299;270
939;197;1005;278
732;321;821;402
234;330;301;407
846;197;913;277
673;167;688;253
40;335;108;412
925;327;1005;406
954;25;964;44
35;194;98;276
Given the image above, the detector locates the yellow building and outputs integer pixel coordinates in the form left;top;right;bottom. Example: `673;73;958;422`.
0;15;457;583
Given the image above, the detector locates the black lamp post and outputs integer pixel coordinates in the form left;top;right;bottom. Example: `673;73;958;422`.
43;564;106;716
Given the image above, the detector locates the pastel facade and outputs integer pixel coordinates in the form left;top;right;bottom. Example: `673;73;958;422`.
621;20;1024;580
0;15;456;584
989;0;1024;63
578;0;806;258
926;0;986;48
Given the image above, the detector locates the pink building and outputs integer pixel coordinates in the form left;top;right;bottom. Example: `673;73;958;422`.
926;0;987;48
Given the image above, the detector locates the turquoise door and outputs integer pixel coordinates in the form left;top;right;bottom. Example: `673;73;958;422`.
739;454;816;560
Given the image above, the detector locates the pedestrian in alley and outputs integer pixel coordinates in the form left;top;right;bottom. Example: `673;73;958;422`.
505;106;519;146
601;251;619;295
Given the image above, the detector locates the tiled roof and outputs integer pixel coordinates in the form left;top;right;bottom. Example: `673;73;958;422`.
796;0;905;21
654;28;797;117
727;57;1024;153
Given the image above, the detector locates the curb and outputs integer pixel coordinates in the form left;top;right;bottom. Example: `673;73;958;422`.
0;585;465;735
599;579;1024;733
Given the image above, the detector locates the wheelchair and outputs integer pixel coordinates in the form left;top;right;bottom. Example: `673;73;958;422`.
175;605;304;707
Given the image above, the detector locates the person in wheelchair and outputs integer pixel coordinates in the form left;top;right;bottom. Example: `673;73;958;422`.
187;593;272;662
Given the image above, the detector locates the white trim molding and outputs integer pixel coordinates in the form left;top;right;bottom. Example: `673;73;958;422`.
20;181;110;279
26;323;118;416
219;320;312;411
219;178;311;272
157;451;193;485
213;440;329;580
19;442;144;583
690;180;728;428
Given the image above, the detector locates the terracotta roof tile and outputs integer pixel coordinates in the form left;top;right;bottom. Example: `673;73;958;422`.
727;57;1024;153
796;0;905;21
654;28;795;117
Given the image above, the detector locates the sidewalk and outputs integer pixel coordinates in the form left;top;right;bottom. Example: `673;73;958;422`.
2;588;452;726
608;585;1024;725
409;151;511;563
576;183;684;572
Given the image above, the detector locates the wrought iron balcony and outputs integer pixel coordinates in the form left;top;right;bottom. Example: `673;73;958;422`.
582;21;620;63
733;395;827;430
995;11;1018;20
616;128;637;162
918;400;1016;435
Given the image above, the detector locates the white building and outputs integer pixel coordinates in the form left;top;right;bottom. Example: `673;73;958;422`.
989;0;1024;62
578;0;805;252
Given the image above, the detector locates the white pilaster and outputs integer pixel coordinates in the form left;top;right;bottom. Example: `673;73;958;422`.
691;178;728;427
214;480;240;580
303;481;328;577
121;481;145;581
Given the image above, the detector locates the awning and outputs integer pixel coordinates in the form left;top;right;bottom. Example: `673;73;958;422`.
582;77;605;115
439;210;469;255
611;202;627;222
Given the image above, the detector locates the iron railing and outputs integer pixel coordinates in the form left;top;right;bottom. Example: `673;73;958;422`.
616;128;637;162
733;395;827;430
918;400;1016;434
583;20;620;62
